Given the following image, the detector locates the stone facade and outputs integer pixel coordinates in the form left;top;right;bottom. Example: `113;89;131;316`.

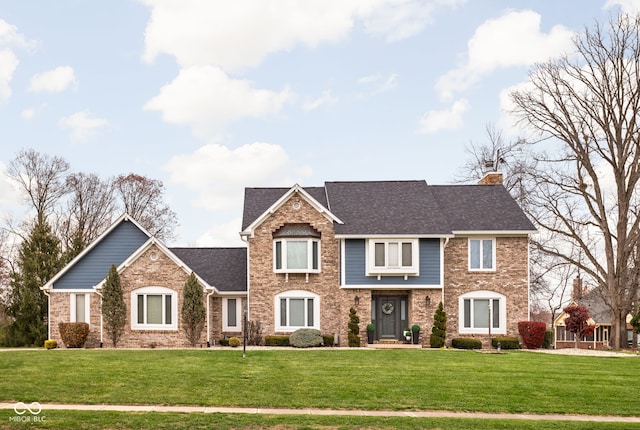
443;236;530;347
49;291;101;348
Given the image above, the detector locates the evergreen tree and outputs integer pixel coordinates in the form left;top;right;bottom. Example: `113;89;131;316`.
3;218;62;347
430;302;447;348
102;265;126;347
347;307;360;347
181;272;205;346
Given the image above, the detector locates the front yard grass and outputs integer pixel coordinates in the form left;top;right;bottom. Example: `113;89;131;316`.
1;349;638;416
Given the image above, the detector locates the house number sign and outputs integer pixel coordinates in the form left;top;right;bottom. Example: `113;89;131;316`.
382;302;394;315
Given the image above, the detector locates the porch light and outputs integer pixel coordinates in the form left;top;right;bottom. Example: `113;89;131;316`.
354;295;360;306
425;295;431;307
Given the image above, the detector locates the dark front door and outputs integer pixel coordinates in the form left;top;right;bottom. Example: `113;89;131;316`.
373;295;408;340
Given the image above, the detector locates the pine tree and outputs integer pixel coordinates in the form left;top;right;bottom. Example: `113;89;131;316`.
102;265;126;347
3;218;62;347
429;302;447;348
181;272;205;346
347;307;360;347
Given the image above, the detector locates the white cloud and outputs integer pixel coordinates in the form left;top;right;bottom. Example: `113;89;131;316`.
21;107;35;119
144;66;293;137
303;90;338;111
59;111;110;142
0;18;35;49
0;49;18;102
141;1;450;72
604;0;640;14
436;10;574;100
165;142;312;211
197;217;246;247
418;99;470;134
357;72;399;96
0;161;22;209
28;66;77;93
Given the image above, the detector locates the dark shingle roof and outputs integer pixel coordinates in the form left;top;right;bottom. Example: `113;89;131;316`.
241;181;535;236
170;247;247;292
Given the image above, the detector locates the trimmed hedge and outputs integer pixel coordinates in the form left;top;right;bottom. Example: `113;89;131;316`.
491;336;520;349
58;322;89;348
228;337;241;347
265;335;290;346
44;340;58;349
451;337;482;350
290;329;324;348
322;334;334;347
518;321;547;349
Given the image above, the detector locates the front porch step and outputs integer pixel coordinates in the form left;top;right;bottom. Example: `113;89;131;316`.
368;341;423;349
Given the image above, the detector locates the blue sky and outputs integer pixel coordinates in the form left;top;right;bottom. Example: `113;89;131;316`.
0;0;636;247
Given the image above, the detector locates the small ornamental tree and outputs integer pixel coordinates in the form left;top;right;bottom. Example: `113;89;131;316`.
517;321;546;349
430;302;447;348
631;311;640;335
563;305;595;348
181;272;206;346
347;307;360;347
102;265;126;347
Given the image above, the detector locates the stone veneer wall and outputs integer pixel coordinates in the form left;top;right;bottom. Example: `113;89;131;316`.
247;192;352;344
443;236;530;347
49;291;102;348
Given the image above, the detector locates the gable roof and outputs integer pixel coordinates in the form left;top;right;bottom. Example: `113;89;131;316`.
42;214;151;290
170;247;247;293
241;181;536;237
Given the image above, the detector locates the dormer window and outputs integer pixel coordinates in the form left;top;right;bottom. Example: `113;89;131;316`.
273;224;321;275
367;239;419;276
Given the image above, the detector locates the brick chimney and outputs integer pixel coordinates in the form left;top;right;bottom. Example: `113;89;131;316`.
572;276;582;300
478;172;503;185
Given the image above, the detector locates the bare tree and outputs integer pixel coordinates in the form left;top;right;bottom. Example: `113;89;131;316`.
59;172;116;259
7;149;70;223
511;13;640;349
113;173;177;242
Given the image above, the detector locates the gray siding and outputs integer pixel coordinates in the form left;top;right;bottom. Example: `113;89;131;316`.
344;239;441;285
52;220;149;290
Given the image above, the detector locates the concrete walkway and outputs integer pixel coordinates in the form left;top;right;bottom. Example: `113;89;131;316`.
2;402;640;423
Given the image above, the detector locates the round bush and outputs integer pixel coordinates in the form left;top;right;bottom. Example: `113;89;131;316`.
228;336;241;347
289;328;324;348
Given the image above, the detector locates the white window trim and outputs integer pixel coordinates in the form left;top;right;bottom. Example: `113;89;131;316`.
273;238;321;274
468;237;496;271
366;238;419;276
458;290;506;335
70;293;91;324
274;290;320;332
222;297;243;332
131;286;178;331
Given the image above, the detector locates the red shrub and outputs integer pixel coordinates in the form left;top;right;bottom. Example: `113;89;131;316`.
518;321;547;349
58;322;89;348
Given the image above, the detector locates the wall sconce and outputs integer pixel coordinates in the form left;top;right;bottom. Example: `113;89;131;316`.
354;295;360;306
425;295;431;307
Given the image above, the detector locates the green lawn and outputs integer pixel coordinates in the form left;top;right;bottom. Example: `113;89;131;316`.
1;349;638;419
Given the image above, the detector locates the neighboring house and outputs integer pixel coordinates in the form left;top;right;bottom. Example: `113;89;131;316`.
554;280;635;349
240;174;536;347
43;173;536;348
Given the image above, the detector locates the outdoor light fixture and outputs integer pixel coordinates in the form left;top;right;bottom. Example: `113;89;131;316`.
425;295;431;307
354;295;360;306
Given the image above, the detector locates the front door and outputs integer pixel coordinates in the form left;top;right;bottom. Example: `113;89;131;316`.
373;295;408;340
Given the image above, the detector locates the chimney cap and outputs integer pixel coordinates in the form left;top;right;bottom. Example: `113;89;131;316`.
478;172;503;185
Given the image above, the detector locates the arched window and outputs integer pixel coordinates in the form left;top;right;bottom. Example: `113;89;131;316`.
131;286;178;330
458;290;506;334
273;224;321;274
274;290;320;332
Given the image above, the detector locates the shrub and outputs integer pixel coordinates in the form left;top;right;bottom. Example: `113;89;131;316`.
58;322;89;348
542;329;554;349
491;336;520;349
451;337;482;350
322;334;334;347
247;320;264;346
366;323;375;332
518;321;547;349
289;328;324;348
264;335;290;346
228;336;241;347
218;338;229;346
347;307;360;347
411;324;420;333
430;302;447;348
44;340;57;349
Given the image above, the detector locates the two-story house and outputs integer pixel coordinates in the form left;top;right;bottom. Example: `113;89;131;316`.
42;173;535;348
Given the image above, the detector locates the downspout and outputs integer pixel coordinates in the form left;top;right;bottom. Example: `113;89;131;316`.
206;288;215;347
441;237;450;307
94;287;104;348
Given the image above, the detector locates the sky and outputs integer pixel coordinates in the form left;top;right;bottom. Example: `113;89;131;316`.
0;0;638;248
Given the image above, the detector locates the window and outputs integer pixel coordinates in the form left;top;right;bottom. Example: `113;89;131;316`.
367;239;418;275
275;290;320;332
469;238;495;270
70;293;90;323
273;239;320;273
223;297;243;331
131;286;178;330
458;291;506;334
